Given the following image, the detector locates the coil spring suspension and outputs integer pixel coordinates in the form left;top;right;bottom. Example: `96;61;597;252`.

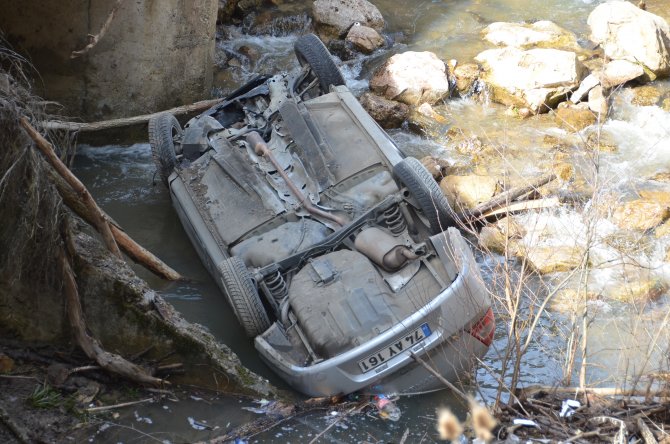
265;271;288;302
383;205;406;236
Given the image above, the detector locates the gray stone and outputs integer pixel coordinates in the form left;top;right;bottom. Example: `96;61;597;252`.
346;23;384;54
358;92;409;129
312;0;384;42
483;20;579;50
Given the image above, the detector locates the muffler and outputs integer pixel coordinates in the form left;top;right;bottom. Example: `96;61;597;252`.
354;227;421;272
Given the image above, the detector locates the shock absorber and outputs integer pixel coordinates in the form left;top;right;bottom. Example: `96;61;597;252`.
383;205;406;236
265;271;288;302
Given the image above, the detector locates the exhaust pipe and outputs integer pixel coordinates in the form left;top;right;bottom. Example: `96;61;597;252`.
246;132;347;227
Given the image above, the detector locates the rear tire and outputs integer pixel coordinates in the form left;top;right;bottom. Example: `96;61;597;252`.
393;157;456;234
218;256;271;338
294;33;345;93
148;113;181;187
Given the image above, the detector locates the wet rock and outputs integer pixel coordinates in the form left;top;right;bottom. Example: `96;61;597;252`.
639;189;670;205
440;175;500;211
656;219;670;238
649;170;670;182
420;156;452;181
370;51;450;105
631;85;663;106
358;92;409;129
218;0;239;24
603;231;654;256
587;85;608;115
524;245;586;274
597;60;645;88
407;103;449;137
611;199;670;231
475;47;584;113
609;277;666;303
554;103;596;132
0;354;14;374
588;1;670;79
496;216;527;240
327;39;357;61
663;98;670;111
483;20;579;51
479;226;517;255
238;45;260;63
550;288;602;313
585;130;618;152
449;61;481;97
312;0;384;42
346;23;384;54
570;74;600;104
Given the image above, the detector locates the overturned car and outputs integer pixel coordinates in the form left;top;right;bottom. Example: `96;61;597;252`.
148;34;493;397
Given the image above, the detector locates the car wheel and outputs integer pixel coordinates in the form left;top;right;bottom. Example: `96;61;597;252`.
393;157;456;234
218;256;271;338
148;113;181;187
294;33;346;94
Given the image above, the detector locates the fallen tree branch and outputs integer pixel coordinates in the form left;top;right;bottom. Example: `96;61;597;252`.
32;119;182;281
20;117;122;258
460;172;558;222
43;98;223;132
60;236;165;386
70;0;125;59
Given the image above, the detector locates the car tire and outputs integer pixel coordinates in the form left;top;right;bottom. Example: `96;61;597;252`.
148;113;181;187
393;157;456;234
218;256;271;338
294;33;346;93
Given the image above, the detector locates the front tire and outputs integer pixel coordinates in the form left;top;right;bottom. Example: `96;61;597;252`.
148;113;182;187
294;33;346;94
393;157;456;234
218;256;271;338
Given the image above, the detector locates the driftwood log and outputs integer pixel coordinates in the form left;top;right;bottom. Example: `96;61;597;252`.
70;0;125;59
43;98;223;132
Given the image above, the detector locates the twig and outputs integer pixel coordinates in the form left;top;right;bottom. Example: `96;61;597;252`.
85;397;154;413
308;404;362;444
564;429;602;443
43;98;224;132
20;117;121;258
0;374;40;381
71;0;125;59
410;353;468;401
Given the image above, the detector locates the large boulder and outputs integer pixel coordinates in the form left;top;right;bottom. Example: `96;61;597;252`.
312;0;384;41
588;1;670;79
598;59;645;88
483;20;579;51
370;51;450;105
475;47;585;113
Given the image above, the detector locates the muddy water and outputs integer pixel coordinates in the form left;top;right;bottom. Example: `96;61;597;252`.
75;0;670;441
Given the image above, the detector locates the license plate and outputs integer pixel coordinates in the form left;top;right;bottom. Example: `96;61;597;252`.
358;323;432;373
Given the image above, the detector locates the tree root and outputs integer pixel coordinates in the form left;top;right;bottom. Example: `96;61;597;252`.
60;227;165;386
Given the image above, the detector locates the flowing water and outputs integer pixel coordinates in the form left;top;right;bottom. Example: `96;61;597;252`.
75;0;670;441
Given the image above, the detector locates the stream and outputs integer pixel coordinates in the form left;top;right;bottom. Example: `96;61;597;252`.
74;0;670;442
